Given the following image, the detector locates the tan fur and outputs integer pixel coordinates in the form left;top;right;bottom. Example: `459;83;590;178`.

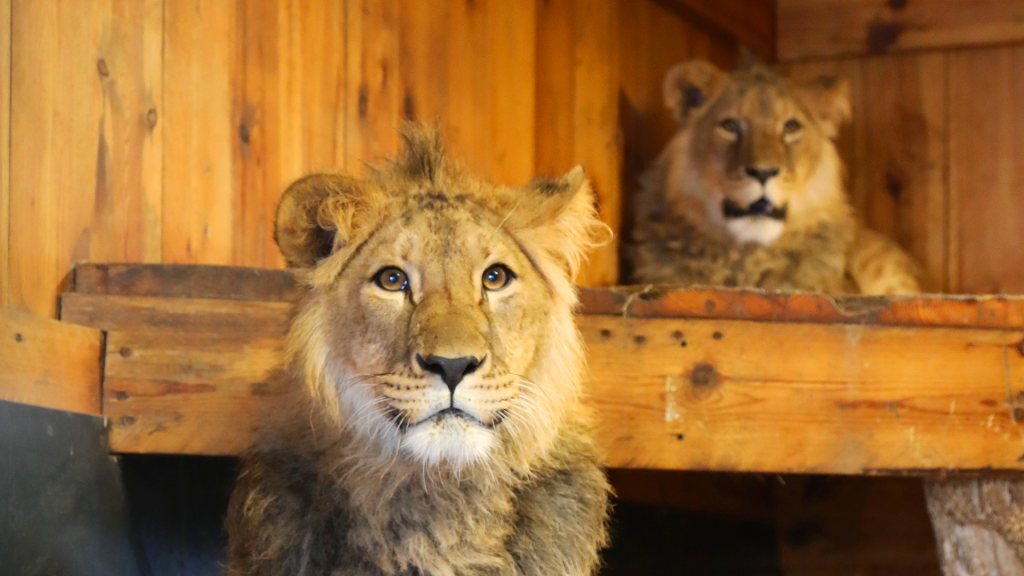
227;126;611;576
627;60;926;295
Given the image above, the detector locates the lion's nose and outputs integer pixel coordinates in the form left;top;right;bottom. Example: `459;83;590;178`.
745;167;780;185
416;354;484;393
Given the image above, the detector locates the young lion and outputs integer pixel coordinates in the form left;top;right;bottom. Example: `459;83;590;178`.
626;60;926;295
226;127;611;576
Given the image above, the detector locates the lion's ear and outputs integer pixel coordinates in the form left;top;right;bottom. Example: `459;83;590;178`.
275;174;356;268
800;76;851;139
663;60;727;124
518;166;607;281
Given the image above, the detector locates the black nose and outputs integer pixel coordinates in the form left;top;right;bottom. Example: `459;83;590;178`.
416;354;483;393
745;167;780;185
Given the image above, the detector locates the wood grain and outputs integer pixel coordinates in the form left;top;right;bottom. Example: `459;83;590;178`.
583;315;1024;474
949;45;1024;295
236;0;346;269
162;0;236;265
72;263;302;302
9;0;108;317
778;0;1024;60
657;0;774;61
61;292;292;454
859;53;947;291
0;310;102;415
0;0;9;308
59;273;1024;469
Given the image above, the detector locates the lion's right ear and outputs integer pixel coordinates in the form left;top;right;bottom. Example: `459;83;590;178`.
663;60;727;124
274;174;353;268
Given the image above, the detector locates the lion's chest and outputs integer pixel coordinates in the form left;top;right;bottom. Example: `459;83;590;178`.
344;478;517;576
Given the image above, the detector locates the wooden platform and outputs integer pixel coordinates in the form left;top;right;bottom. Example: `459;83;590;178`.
52;263;1024;475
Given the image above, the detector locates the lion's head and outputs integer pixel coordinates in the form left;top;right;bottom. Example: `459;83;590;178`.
653;60;851;246
275;127;602;472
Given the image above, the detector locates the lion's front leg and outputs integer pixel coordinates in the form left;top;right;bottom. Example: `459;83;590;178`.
507;455;611;576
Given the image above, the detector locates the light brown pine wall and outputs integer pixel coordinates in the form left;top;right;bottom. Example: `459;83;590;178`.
0;0;737;319
779;0;1024;295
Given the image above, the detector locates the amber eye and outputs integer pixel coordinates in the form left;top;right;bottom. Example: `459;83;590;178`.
719;118;742;135
373;267;408;291
482;264;515;291
784;118;803;133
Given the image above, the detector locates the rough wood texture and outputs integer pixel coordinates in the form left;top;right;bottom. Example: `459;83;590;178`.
0;310;102;415
927;479;1024;575
657;0;774;61
778;0;1024;60
61;292;291;455
60;265;1024;470
584;315;1024;474
72;263;303;302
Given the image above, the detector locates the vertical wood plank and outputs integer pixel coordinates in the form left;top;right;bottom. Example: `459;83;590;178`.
571;0;619;286
0;0;10;308
141;0;163;263
94;0;164;265
949;45;1024;294
398;0;451;130
860;53;947;291
487;0;535;185
9;0;108;317
344;0;402;173
162;0;236;265
236;0;346;269
236;0;283;269
534;0;575;178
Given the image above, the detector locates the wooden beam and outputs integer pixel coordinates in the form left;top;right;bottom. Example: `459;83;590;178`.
0;310;103;415
72;263;303;302
778;0;1024;60
61;292;291;455
583;315;1024;474
656;0;775;61
59;265;1024;472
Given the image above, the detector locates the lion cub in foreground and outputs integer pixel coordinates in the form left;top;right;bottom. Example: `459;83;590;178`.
628;60;925;295
227;128;610;576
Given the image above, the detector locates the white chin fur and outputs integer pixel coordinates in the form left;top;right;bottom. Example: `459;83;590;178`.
401;416;495;469
725;217;785;246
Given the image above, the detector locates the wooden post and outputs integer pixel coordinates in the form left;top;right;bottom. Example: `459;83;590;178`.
926;479;1024;575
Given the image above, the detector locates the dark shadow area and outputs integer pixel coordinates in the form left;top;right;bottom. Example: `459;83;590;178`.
120;455;237;576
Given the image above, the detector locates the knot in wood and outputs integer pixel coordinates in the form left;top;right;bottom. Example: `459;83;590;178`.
691;362;720;388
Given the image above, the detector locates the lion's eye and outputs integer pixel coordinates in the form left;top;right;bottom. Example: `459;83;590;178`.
784;118;802;133
719;118;742;135
373;267;408;291
482;264;515;291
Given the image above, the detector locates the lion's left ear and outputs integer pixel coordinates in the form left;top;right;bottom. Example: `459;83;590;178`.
516;166;607;282
800;76;851;139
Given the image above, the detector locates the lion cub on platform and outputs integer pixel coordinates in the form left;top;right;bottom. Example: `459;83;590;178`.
226;127;610;576
627;60;925;295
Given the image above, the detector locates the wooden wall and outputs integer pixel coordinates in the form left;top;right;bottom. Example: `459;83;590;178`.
0;0;737;319
779;0;1024;296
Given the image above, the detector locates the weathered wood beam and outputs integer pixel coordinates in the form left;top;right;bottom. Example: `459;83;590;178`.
60;265;1024;474
0;309;103;415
